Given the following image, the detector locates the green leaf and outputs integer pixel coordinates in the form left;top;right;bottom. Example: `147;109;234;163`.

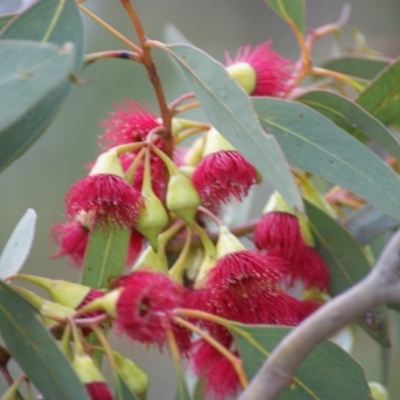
0;14;14;31
228;323;371;399
0;208;36;280
0;41;75;134
0;0;84;172
81;223;130;289
264;0;304;36
296;90;400;160
116;376;139;400
320;56;390;81
356;56;400;126
173;364;191;400
306;201;390;347
0;281;90;400
163;23;191;45
254;97;400;222
347;205;399;245
0;0;84;70
162;43;304;213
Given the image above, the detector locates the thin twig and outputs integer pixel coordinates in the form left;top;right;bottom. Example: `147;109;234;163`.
238;228;400;400
78;5;142;54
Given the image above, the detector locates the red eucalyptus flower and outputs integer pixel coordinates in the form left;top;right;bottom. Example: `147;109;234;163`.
225;41;293;97
51;221;89;266
192;151;258;211
65;174;144;229
85;382;114;400
254;212;330;291
115;271;190;353
99;101;160;150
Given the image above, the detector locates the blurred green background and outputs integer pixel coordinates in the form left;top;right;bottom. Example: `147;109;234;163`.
1;0;400;398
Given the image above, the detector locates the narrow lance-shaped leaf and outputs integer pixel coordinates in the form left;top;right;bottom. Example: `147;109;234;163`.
320;56;390;81
0;0;84;173
296;90;400;160
347;205;399;246
263;0;304;37
81;223;130;289
355;55;400;126
227;322;371;400
254;97;400;222
0;281;90;400
0;41;75;133
162;43;304;213
0;208;36;280
306;201;390;347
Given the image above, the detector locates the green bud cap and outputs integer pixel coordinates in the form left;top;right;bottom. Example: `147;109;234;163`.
166;172;201;227
72;354;106;384
40;301;76;319
203;127;235;157
179;165;195;179
369;382;389;400
263;192;315;247
89;152;125;179
297;175;337;219
11;274;92;310
135;191;168;251
184;135;206;166
216;225;245;259
226;61;257;95
185;247;205;281
132;244;169;274
114;352;149;400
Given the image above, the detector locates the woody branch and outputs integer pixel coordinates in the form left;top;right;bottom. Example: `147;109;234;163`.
239;228;400;400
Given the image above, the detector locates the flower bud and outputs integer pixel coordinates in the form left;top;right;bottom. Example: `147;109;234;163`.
166;171;201;226
72;354;114;400
185;247;205;281
135;192;168;251
114;352;149;400
226;61;257;94
369;382;389;400
12;274;92;309
184;136;206;167
89;151;125;179
132;244;168;274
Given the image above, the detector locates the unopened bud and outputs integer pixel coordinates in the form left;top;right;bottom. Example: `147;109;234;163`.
369;382;389;400
72;354;106;384
166;172;201;226
135;191;168;251
114;352;149;400
132;244;168;274
184;136;206;167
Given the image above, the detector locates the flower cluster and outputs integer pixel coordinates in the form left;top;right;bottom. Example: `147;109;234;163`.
47;40;331;400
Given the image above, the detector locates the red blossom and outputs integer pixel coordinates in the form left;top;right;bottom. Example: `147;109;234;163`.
226;41;293;97
253;212;330;291
65;174;144;228
115;271;191;353
85;382;114;400
192;150;258;211
99;101;160;150
51;221;89;267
